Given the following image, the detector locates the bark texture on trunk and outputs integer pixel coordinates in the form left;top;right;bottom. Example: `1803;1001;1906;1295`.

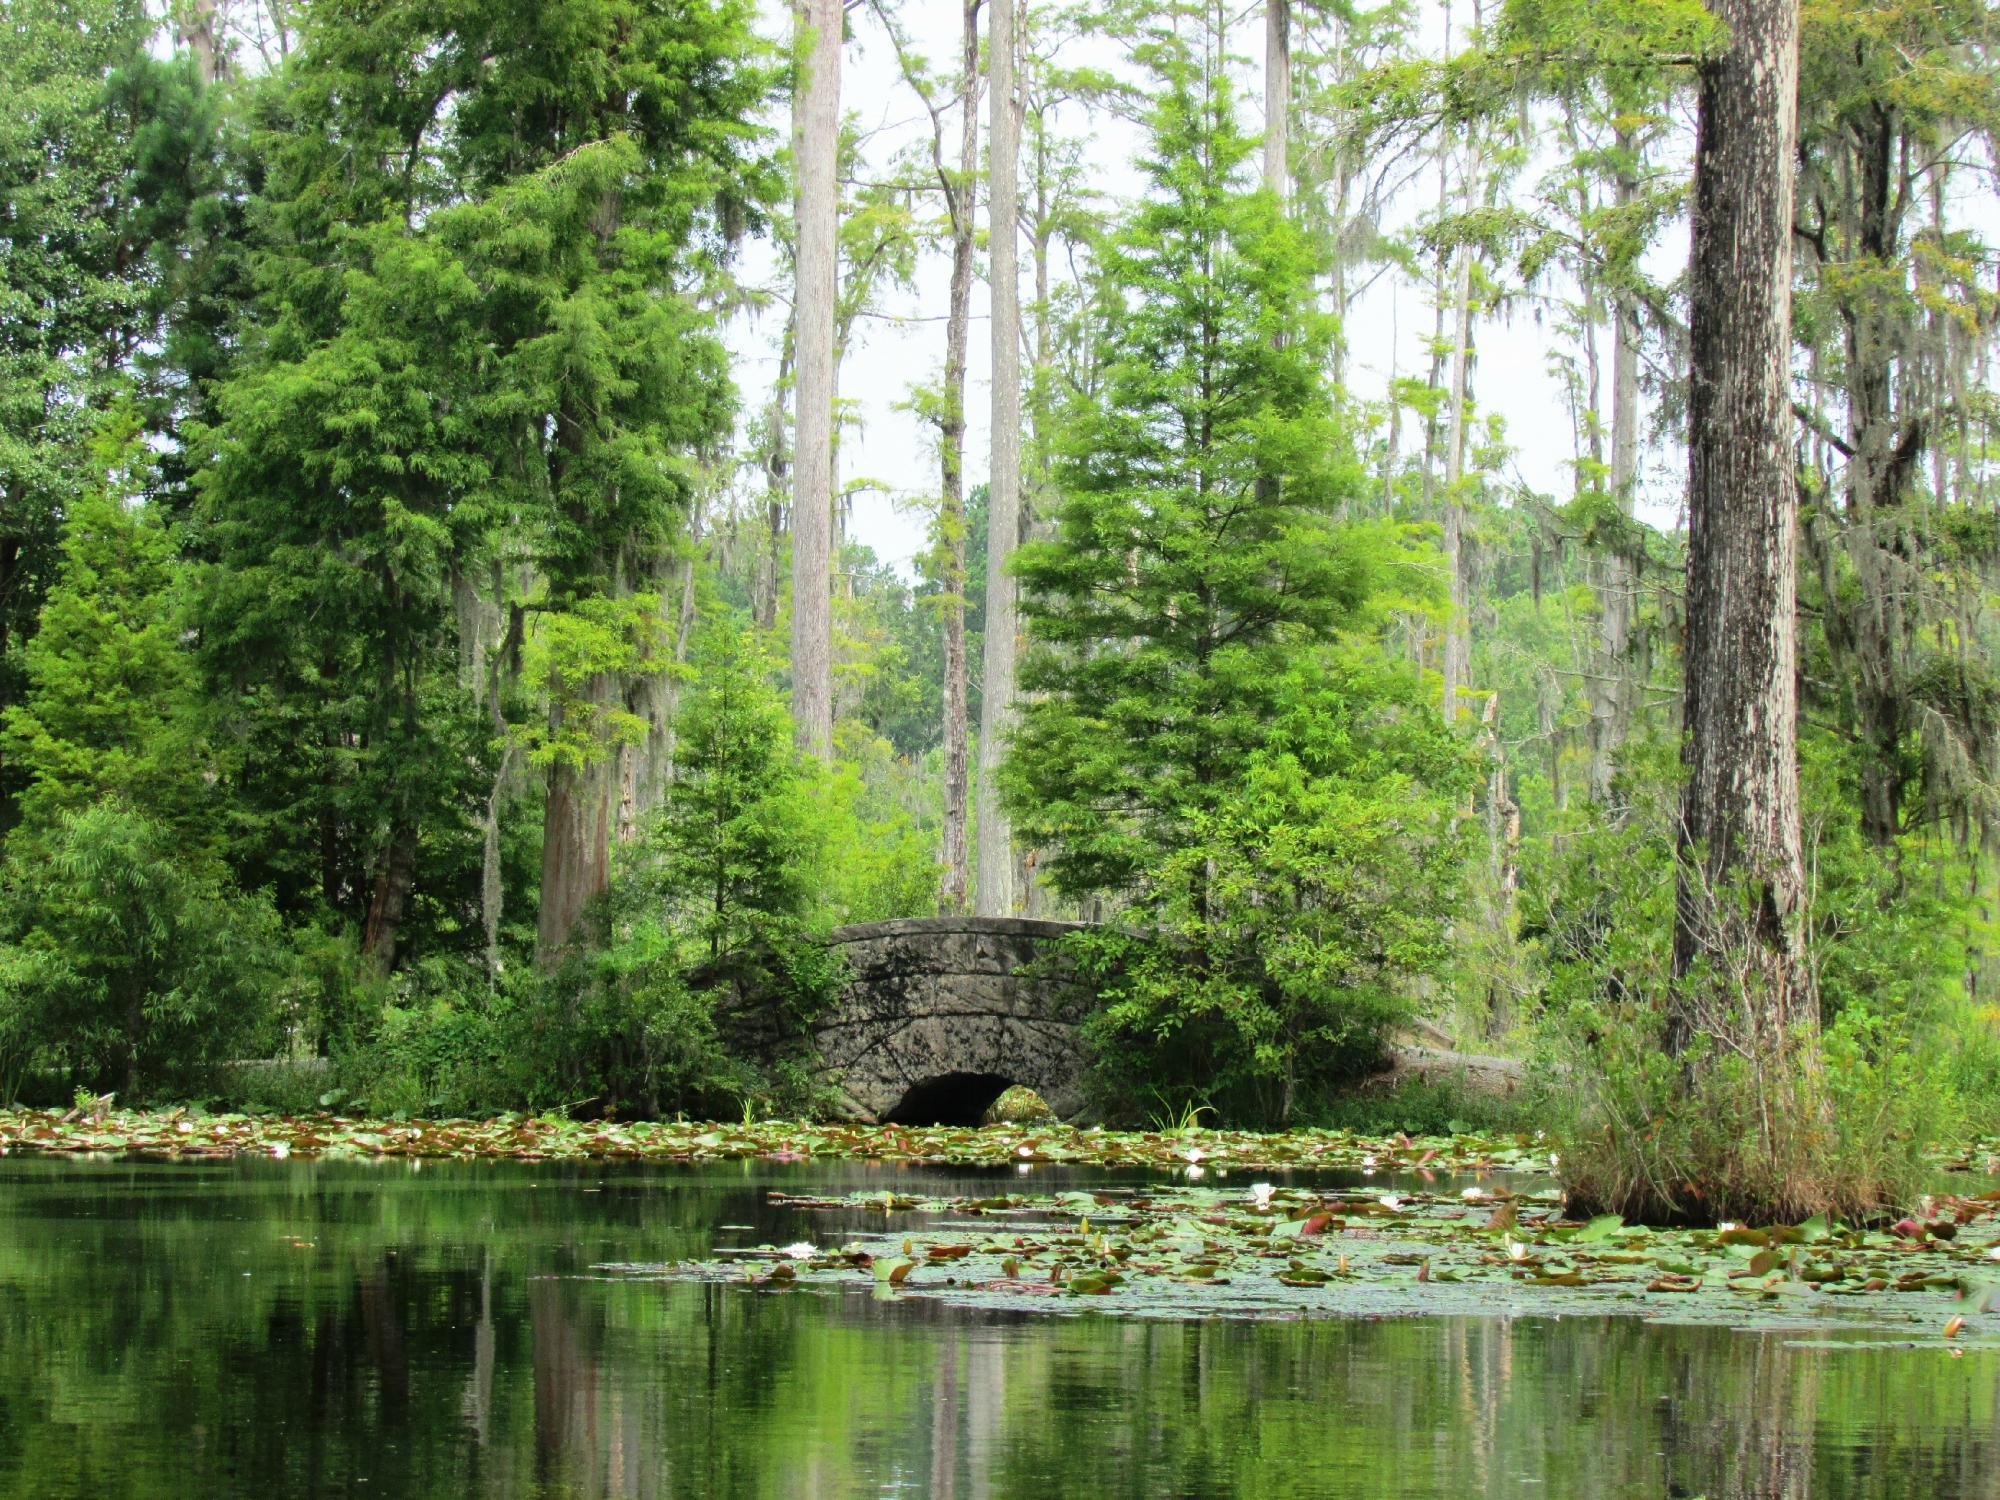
1671;0;1807;1035
790;0;841;760
1589;139;1643;806
975;0;1022;916
760;325;794;631
1833;104;1920;850
536;685;618;962
360;808;418;976
937;0;981;913
1440;150;1477;725
1263;0;1289;201
177;0;221;85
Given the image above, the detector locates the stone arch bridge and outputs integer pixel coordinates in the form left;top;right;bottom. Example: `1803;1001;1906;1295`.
804;916;1523;1126
812;917;1093;1125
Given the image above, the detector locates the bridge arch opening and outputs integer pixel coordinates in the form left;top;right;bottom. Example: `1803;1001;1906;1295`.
880;1071;1013;1127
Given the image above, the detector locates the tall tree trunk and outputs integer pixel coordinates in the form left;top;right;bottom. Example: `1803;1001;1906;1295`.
1839;107;1916;850
1441;148;1477;725
937;0;981;913
975;0;1022;916
176;0;221;86
1421;152;1449;521
618;542;696;844
1589;133;1643;806
1671;0;1807;1038
361;806;418;976
1323;16;1354;393
1263;0;1289;201
536;683;618;962
480;586;526;982
760;325;794;632
790;0;841;760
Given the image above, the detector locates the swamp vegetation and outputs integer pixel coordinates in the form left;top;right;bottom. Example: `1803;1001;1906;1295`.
3;0;2000;1269
16;0;2000;1490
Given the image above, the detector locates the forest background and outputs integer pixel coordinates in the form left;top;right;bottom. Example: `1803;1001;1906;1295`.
4;0;1999;1199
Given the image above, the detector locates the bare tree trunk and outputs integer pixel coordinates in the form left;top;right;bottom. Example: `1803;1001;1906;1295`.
176;0;221;86
1263;0;1289;201
360;807;418;976
759;325;794;632
1671;0;1807;1037
790;0;841;760
1421;151;1449;520
975;0;1022;916
1837;106;1917;850
481;591;526;981
1324;17;1354;393
537;689;618;962
480;743;515;981
1441;155;1476;725
660;540;701;784
617;544;697;844
936;0;982;912
1590;133;1643;806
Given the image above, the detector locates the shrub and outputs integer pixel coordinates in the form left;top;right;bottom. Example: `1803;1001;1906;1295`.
0;803;289;1102
340;969;512;1117
1043;656;1477;1127
1529;742;1961;1223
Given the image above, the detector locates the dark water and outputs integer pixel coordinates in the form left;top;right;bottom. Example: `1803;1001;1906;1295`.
0;1156;1994;1500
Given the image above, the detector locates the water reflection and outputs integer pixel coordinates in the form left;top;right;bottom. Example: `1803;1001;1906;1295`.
0;1157;1993;1498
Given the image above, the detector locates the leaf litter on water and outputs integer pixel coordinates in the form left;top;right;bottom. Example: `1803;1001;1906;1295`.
621;1179;2000;1344
0;1107;1558;1174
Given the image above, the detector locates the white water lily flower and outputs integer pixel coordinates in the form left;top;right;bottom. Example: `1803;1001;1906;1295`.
1183;1147;1205;1164
270;1141;290;1160
1378;1193;1402;1211
781;1242;818;1260
1461;1187;1488;1202
1986;1245;2000;1262
1185;1165;1206;1182
1505;1237;1529;1262
1248;1182;1277;1208
1718;1221;1739;1233
1361;1153;1377;1168
1548;1152;1560;1168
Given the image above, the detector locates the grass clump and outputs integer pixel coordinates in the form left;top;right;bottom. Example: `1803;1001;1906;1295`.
1529;756;1961;1226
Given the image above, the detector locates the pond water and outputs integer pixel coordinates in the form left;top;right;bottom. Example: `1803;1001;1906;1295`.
0;1156;1994;1499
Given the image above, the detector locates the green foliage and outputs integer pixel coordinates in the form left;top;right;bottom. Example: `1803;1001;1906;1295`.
371;614;845;1119
1008;46;1475;1125
654;615;825;958
520;593;673;773
0;0;163;746
817;730;942;924
1528;739;1965;1221
1;410;205;838
0;804;287;1103
1314;1074;1538;1138
1068;656;1476;1125
196;0;772;967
